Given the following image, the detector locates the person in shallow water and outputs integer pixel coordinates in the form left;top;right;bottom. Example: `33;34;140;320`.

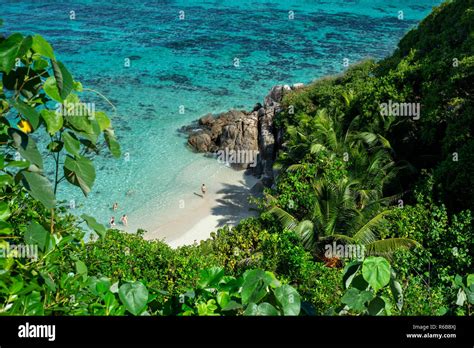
201;184;207;197
121;214;128;226
109;216;115;227
112;202;118;211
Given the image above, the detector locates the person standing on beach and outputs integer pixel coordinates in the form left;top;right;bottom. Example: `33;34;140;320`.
201;184;207;197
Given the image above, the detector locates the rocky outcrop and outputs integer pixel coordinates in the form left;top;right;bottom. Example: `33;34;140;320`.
186;110;258;169
183;83;304;182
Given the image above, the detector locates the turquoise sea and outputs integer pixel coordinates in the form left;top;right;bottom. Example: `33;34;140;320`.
2;0;441;231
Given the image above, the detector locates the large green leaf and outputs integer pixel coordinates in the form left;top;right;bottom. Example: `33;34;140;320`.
0;220;13;235
104;128;121;158
274;284;301;315
456;288;467;306
0;33;32;73
244;302;279;316
21;290;44;315
11;99;40;129
0;201;11;221
51;60;73;100
221;300;243;312
342;261;362;289
467;275;474;287
197;267;225;289
65;114;94;134
64;155;96;196
31;34;55;59
43;76;63;102
24;221;49;252
8;128;43;169
362;256;391;292
75;260;88;280
216;291;230;308
94;111;111;131
119;282;149;316
367;296;385;316
33;58;49;71
0;174;14;189
241;269;279;305
466;285;474;305
81;214;106;239
21;171;56;209
341;288;374;312
350;274;370;291
389;278;403;311
62;132;80;156
40;109;63;135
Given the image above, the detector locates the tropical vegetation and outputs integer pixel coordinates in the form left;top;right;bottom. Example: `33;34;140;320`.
0;0;473;316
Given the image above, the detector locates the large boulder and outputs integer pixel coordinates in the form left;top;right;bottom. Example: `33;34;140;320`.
185;83;304;179
188;130;212;152
187;110;259;169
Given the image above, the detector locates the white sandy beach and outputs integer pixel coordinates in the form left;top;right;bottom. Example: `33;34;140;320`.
124;159;262;248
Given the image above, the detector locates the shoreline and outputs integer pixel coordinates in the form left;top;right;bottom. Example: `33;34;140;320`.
137;164;261;248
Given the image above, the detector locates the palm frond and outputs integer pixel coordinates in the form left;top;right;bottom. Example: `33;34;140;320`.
268;206;298;230
310;143;327;155
287;163;307;172
351;210;392;244
295;220;315;250
364;238;421;257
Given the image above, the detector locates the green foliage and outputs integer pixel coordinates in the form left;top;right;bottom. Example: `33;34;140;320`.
199;217;279;274
83;229;219;297
1;0;473;317
0;31;121;210
339;257;402;316
0;30;126;316
118;281;149;316
165;267;300;316
452;274;474;315
387;188;473;286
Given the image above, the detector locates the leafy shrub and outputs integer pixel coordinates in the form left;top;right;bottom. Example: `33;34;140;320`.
165;267;301;316
337;257;403;316
83;229;219;297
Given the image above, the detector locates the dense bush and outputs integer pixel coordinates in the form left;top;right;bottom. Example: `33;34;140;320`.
83;229;219;296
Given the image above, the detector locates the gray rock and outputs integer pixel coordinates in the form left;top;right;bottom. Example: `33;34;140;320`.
199;114;215;126
188;130;212;152
185;83;288;180
255;107;276;179
264;85;284;108
187;110;259;169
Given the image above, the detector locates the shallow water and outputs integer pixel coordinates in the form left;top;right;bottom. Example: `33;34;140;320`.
2;0;441;229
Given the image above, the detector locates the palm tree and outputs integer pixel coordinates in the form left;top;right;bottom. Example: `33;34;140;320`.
268;177;418;258
271;102;418;257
